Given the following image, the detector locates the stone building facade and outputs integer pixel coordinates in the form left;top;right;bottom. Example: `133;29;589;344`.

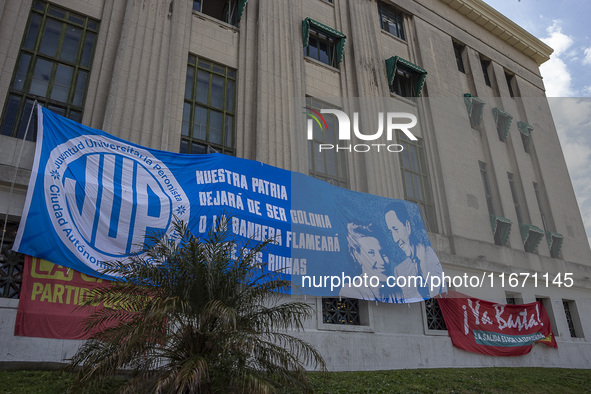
1;0;590;369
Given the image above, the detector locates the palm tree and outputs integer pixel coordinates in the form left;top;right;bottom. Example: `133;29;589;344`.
69;218;325;393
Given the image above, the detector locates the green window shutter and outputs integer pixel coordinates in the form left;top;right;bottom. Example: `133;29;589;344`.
490;215;512;245
386;56;399;86
237;0;248;22
517;121;533;137
385;56;428;96
464;93;473;115
302;18;310;47
546;231;564;256
519;223;545;251
493;107;513;139
302;17;347;64
464;93;485;124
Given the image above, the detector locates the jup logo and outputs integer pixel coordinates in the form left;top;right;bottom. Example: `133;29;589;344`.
63;153;171;256
44;136;189;269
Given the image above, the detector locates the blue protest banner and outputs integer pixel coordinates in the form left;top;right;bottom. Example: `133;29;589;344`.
14;106;445;302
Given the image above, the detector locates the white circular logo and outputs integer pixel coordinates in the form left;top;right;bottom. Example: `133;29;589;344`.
44;135;190;271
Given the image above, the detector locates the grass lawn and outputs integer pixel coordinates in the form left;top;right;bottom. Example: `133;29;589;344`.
0;367;589;393
306;368;591;393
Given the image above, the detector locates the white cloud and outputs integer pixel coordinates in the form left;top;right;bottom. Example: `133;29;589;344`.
542;21;573;56
583;47;591;65
540;59;574;97
540;21;576;97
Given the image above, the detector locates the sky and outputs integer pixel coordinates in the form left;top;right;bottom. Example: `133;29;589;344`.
484;0;591;247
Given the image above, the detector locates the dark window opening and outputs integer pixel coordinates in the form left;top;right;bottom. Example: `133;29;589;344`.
508;172;523;224
533;182;548;232
398;132;438;233
378;1;405;40
193;0;241;26
304;29;337;67
0;221;25;299
505;72;515;98
389;65;424;97
322;297;360;325
0;0;99;140
181;55;236;155
425;298;447;330
479;161;494;217
453;42;465;73
493;220;511;246
563;300;581;338
481;58;491;86
306;97;349;188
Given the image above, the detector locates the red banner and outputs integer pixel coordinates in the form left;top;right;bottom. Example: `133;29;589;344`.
438;291;557;356
15;256;113;339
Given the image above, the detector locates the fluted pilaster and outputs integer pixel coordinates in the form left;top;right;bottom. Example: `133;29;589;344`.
102;0;189;150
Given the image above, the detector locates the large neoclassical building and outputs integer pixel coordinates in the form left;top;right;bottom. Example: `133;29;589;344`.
1;0;590;369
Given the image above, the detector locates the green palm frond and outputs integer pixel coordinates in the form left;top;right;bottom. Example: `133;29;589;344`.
69;217;325;393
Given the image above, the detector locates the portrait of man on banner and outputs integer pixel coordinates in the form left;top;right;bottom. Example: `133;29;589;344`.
384;201;444;301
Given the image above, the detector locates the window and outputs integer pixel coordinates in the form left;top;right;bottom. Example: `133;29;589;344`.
425;298;447;330
479;161;494;217
505;71;516;98
192;0;248;26
453;42;466;73
480;58;491;86
322;297;360;325
508;173;523;224
547;231;564;259
533;182;548;231
520;223;544;253
533;182;564;258
378;1;405;40
181;55;236;155
305;29;337;67
464;94;485;129
398;132;437;232
505;293;522;305
491;216;511;246
509;173;545;253
302;18;346;68
385;56;427;97
493;107;513;142
0;0;99;141
517;121;533;153
563;300;582;338
306;97;349;188
0;221;25;299
480;162;511;246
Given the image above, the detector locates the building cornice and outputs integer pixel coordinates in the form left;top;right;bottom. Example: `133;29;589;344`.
439;0;553;65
